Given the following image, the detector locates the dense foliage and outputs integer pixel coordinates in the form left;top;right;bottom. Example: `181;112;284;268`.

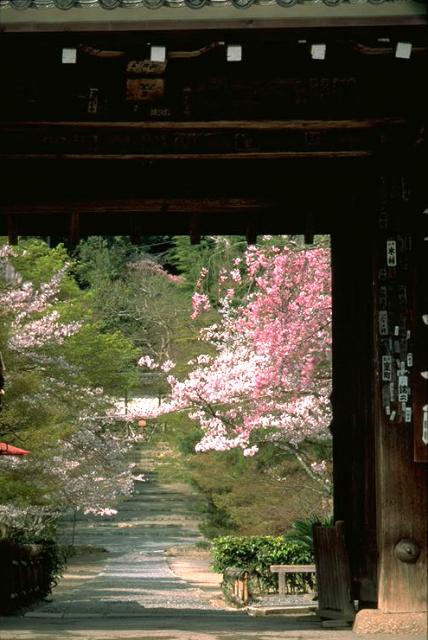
0;240;142;534
212;535;314;594
286;514;334;554
1;234;333;548
74;236;199;397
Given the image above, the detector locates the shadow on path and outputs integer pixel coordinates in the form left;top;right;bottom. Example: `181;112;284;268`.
1;448;403;638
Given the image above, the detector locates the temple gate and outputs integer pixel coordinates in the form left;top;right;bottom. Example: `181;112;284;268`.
0;0;427;632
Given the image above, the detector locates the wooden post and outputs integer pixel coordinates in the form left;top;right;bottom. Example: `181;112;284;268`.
313;522;355;622
242;573;249;605
331;204;378;609
7;214;18;246
354;177;428;635
277;572;286;596
130;218;142;246
304;212;314;245
245;216;257;245
190;213;201;246
374;223;428;616
375;405;427;614
413;208;428;462
69;212;80;248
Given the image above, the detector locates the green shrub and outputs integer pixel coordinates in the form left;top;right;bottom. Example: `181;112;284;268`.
212;535;314;594
38;538;68;595
286;514;334;554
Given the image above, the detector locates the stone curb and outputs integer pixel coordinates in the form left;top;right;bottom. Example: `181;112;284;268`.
22;610;244;620
246;605;317;616
24;613;65;619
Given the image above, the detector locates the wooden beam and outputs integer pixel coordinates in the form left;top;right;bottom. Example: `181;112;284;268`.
0;15;425;35
0;152;373;162
0;119;408;162
0;119;407;130
0;198;276;216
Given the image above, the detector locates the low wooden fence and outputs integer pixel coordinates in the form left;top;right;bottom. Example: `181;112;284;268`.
313;521;355;622
223;567;250;605
0;540;51;614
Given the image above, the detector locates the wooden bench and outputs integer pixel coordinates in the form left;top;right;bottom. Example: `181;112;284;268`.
269;564;316;595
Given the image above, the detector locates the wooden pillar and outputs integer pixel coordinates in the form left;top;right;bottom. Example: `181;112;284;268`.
331;197;378;608
245;215;257;246
190;213;201;246
414;208;428;463
7;214;18;246
69;212;80;248
354;175;428;635
130;218;142;246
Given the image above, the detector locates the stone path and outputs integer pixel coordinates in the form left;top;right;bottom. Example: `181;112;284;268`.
25;450;223;616
1;446;425;639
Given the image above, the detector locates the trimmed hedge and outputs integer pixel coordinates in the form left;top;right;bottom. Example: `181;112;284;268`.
212;535;314;594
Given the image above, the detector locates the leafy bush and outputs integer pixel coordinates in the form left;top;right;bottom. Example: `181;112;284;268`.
38;538;68;595
286;514;334;554
0;507;66;600
212;535;314;594
0;506;59;542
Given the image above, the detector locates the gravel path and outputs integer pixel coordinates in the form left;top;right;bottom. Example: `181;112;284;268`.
26;449;224;616
4;449;423;639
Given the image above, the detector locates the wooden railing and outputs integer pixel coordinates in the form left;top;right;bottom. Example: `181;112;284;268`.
0;540;51;614
269;564;316;595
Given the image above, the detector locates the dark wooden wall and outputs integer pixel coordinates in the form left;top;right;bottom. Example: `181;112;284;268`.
0;28;426;123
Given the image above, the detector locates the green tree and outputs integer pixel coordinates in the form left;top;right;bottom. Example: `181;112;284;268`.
0;240;139;517
75;237;203;396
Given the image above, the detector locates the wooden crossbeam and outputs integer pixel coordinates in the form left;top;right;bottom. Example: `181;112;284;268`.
0;198;276;216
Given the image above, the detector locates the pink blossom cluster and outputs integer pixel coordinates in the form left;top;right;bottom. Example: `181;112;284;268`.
191;292;211;319
138;244;332;460
166;274;184;284
137;355;176;373
18;417;141;515
160;359;175;373
138;355;158;369
310;460;327;475
0;244;16;260
9;311;81;352
0;266;66;318
83;507;118;516
0;262;81;353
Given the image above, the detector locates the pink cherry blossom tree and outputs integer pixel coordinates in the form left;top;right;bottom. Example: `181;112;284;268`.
0;248;81;354
132;241;332;493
